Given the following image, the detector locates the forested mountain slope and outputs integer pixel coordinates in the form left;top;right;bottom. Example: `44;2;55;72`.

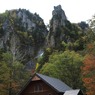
0;5;94;95
0;9;48;66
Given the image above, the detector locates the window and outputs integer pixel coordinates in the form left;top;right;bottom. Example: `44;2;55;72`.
34;83;43;92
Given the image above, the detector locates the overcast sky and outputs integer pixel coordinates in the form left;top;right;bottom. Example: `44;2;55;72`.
0;0;95;24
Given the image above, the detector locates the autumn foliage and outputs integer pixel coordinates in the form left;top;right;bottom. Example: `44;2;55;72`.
82;54;95;95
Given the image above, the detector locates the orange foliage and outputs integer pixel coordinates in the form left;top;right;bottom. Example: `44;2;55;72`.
0;84;5;90
87;44;94;49
82;54;95;95
0;81;20;94
86;43;95;54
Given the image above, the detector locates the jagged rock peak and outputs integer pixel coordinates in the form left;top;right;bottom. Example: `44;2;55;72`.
52;5;67;24
50;5;67;34
47;5;68;48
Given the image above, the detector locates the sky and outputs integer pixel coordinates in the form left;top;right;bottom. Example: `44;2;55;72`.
0;0;95;24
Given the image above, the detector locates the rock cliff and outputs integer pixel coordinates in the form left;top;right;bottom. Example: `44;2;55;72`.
52;5;67;32
47;5;84;50
47;5;67;48
0;5;88;69
0;9;48;67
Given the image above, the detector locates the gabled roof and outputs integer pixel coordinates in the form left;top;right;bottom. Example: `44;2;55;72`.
17;73;72;95
64;89;83;95
36;73;72;93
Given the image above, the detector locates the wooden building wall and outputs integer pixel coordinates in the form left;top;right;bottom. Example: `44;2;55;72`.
21;80;58;95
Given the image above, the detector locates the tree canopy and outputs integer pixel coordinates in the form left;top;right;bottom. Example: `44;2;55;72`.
40;50;83;89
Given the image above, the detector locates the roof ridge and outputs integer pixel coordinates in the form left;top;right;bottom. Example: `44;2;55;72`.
36;73;60;80
36;73;72;92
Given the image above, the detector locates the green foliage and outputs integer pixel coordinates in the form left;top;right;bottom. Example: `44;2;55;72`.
48;19;86;51
0;8;93;94
0;24;4;37
31;29;45;45
0;52;31;95
0;11;9;23
40;63;58;78
36;48;53;72
17;31;35;49
89;15;95;31
40;50;83;89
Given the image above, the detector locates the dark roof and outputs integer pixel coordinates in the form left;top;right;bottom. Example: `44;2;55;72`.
64;89;83;95
17;73;72;95
36;73;72;93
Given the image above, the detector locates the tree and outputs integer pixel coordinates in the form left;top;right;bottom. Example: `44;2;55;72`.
82;54;95;95
0;61;10;95
0;52;30;95
36;48;52;72
81;15;95;95
40;50;83;89
89;15;95;31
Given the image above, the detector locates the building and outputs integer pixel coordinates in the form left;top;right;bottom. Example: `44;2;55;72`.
17;73;83;95
64;89;83;95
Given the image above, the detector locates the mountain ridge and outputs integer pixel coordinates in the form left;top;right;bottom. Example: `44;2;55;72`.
0;5;89;69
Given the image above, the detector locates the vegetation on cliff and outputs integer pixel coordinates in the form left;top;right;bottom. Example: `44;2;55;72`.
0;5;95;95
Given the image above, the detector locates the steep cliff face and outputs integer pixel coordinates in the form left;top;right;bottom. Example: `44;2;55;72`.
0;9;48;65
47;5;67;48
0;6;88;69
47;5;83;50
52;5;67;32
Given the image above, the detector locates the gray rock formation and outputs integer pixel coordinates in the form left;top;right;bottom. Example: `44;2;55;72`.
0;9;48;67
52;5;67;32
47;5;67;48
17;10;36;30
